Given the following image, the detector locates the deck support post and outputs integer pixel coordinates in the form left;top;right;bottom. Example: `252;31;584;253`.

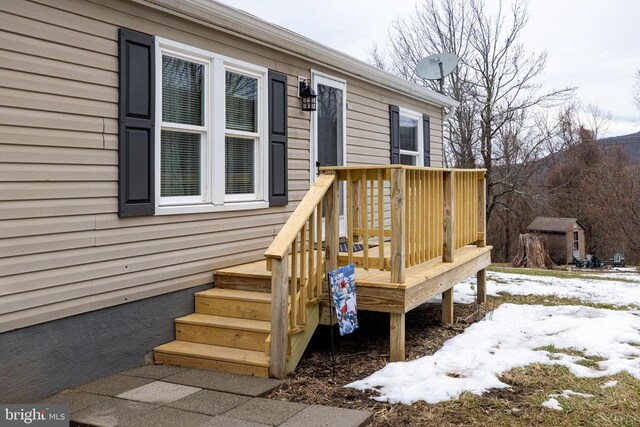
325;174;339;285
390;312;405;362
476;269;486;304
442;288;454;324
390;168;405;284
442;171;454;263
269;256;289;379
475;163;487;305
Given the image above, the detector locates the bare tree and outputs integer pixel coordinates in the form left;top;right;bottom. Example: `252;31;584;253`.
378;0;480;168
634;68;640;112
467;1;573;221
368;42;387;72
371;0;573;224
581;103;612;140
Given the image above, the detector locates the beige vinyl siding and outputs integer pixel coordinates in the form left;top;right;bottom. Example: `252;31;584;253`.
0;0;445;333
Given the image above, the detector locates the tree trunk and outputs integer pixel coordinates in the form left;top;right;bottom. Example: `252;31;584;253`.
512;233;555;269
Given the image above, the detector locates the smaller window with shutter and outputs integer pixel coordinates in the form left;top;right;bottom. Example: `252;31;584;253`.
398;107;424;166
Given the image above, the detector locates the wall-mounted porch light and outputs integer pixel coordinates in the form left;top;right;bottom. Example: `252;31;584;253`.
299;79;317;111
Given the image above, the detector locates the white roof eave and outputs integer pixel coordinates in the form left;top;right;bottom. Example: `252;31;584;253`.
134;0;459;109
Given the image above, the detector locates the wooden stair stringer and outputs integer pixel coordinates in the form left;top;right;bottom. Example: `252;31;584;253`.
285;302;320;375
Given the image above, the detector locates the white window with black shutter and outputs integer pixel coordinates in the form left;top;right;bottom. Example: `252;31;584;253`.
118;29;288;217
155;37;268;214
389;104;431;167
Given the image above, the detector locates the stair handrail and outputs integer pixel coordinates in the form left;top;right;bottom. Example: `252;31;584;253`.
266;172;337;379
264;173;336;260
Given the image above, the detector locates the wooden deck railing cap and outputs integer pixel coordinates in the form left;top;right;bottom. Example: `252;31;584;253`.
264;173;336;260
319;165;486;173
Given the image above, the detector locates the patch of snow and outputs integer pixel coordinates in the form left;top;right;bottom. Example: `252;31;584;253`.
601;380;618;388
347;304;640;404
541;390;592;411
455;271;640;307
427;283;478;305
541;398;563;411
550;389;593;399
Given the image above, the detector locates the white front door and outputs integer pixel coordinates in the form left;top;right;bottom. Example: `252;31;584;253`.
311;72;347;235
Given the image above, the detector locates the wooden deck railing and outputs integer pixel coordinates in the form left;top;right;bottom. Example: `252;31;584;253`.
323;166;486;281
264;173;337;378
265;165;486;378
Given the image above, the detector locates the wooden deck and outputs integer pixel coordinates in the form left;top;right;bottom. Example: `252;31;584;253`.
154;166;490;377
215;243;492;361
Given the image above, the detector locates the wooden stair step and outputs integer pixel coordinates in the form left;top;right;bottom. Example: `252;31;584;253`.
175;314;270;351
213;271;272;293
195;288;287;321
196;288;272;302
154;341;269;377
177;313;271;333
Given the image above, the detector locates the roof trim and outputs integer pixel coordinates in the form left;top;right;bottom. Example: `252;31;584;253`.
132;0;459;109
527;217;587;233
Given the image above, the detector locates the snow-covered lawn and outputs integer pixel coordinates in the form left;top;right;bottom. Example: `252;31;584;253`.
348;304;640;404
453;269;640;307
349;268;640;405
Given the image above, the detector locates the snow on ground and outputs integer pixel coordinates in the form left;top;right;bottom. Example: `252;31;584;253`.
601;380;618;388
347;304;640;404
541;398;563;411
452;270;640;307
541;390;593;411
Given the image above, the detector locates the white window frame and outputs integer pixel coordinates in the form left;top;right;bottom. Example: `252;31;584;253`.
154;37;269;215
398;107;424;167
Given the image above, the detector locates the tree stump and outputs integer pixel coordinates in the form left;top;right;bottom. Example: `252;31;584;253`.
512;233;555;269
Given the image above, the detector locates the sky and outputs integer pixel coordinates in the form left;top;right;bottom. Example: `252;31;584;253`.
218;0;640;137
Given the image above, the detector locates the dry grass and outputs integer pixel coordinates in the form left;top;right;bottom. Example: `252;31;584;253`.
268;268;640;426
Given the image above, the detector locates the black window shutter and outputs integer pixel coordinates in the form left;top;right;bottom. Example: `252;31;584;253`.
268;70;288;206
389;105;400;164
118;28;155;217
423;114;431;167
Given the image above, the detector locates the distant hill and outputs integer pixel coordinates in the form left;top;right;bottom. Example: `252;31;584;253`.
598;131;640;162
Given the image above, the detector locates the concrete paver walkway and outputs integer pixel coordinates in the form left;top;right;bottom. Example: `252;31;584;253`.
41;365;371;426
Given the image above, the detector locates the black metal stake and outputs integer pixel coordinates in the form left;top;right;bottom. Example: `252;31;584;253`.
328;283;336;378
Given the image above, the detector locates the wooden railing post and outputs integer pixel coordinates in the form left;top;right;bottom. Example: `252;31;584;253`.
442;170;455;324
390;168;405;284
476;172;487;304
270;256;289;379
442;171;455;263
324;173;339;285
476;172;486;248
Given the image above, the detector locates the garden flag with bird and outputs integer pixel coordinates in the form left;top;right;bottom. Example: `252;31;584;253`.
328;263;358;336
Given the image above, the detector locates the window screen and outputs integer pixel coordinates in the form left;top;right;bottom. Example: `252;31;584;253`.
400;116;418;152
226;71;258;132
161;130;201;197
225;137;255;195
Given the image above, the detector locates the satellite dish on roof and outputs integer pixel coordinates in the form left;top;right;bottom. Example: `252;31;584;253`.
415;52;459;93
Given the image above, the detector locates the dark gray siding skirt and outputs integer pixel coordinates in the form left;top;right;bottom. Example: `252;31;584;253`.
0;284;211;403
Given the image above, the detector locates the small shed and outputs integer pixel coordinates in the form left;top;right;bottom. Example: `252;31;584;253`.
527;217;587;264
